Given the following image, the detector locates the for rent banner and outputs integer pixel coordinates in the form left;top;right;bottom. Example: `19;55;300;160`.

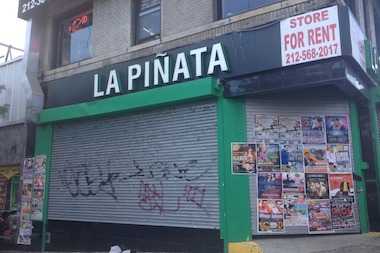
281;6;341;66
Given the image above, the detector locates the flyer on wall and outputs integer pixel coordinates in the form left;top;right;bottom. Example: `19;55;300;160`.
329;173;354;199
331;198;356;230
305;173;330;199
303;144;328;173
257;143;280;172
326;116;349;144
283;193;308;226
258;199;285;233
282;172;305;194
326;144;351;173
254;114;279;143
22;158;34;180
280;144;304;172
231;143;256;174
301;115;326;144
258;172;282;199
307;199;333;233
278;116;302;144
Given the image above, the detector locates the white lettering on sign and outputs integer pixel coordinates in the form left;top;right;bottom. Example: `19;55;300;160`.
280;6;341;66
93;43;229;98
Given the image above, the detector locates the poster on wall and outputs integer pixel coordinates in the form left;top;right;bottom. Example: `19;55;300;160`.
284;193;308;226
257;144;280;172
303;144;328;173
327;144;351;173
22;158;34;180
282;173;305;194
231;143;256;174
326;116;349;144
254;114;279;143
258;172;282;199
31;154;47;221
305;173;330;199
329;173;354;199
301;115;326;144
331;198;356;230
278;116;301;144
280;144;304;172
307;199;333;233
258;199;284;233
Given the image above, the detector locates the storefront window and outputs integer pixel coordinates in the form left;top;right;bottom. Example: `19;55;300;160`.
219;0;280;18
56;10;93;67
136;0;161;43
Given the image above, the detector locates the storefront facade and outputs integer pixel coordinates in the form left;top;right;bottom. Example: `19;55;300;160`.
15;1;380;252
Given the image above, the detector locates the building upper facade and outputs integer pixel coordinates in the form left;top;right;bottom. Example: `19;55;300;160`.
17;0;379;88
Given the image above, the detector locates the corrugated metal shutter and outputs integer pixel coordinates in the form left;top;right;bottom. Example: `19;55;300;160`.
48;101;219;229
246;97;360;235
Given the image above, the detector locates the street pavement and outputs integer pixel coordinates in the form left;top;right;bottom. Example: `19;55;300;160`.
253;232;380;253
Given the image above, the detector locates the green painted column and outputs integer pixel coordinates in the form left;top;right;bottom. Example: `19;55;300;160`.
216;85;252;252
349;100;369;232
34;125;53;251
369;87;380;230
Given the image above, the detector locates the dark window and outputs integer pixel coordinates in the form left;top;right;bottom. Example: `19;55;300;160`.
218;0;280;19
56;9;93;67
136;0;160;43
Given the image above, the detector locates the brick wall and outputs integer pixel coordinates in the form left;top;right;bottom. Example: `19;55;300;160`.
40;0;337;83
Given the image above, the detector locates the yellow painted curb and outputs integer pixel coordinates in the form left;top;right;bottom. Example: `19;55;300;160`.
228;241;263;253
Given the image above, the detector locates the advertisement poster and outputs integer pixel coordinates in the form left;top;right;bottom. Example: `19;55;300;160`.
257;143;280;172
254;114;279;143
231;143;256;174
303;144;327;173
22;158;34;180
278;116;302;144
280;144;304;172
258;199;284;233
301;116;326;144
22;179;33;201
326;116;349;144
306;173;330;199
308;199;333;233
20;200;31;221
284;193;308;226
0;175;7;209
258;172;282;199
331;198;356;230
282;173;305;194
327;144;351;173
31;154;47;221
329;173;354;199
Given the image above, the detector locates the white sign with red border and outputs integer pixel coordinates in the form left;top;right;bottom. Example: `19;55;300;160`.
281;6;341;67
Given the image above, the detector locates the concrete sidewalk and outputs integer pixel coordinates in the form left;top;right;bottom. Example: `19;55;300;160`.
253;232;380;253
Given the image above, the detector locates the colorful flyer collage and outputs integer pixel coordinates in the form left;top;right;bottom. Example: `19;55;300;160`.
18;158;34;245
240;114;356;233
31;155;47;221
